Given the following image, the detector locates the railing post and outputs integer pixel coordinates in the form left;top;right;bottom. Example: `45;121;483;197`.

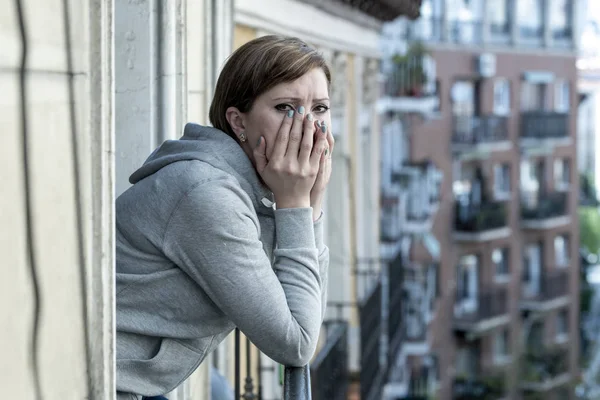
243;336;256;400
283;365;312;400
235;329;241;400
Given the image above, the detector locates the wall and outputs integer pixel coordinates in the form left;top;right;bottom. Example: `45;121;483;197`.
1;0;114;398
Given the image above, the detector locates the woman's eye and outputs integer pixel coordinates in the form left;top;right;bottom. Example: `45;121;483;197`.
313;105;330;113
275;104;294;112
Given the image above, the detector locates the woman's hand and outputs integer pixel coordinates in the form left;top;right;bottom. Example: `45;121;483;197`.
254;109;329;210
310;121;334;220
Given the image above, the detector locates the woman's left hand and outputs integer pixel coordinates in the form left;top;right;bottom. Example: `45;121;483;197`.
310;120;334;221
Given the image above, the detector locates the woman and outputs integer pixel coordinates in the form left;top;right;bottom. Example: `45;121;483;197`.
115;35;333;399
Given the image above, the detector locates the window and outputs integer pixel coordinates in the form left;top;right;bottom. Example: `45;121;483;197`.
554;80;570;112
493;247;510;280
556;309;568;340
517;0;544;40
554;158;571;190
521;82;547;111
493;329;510;363
493;79;511;116
554;234;570;267
494;163;511;199
455;255;478;314
488;0;511;37
523;243;542;297
549;0;573;41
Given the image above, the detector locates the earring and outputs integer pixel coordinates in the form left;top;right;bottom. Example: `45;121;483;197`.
239;131;247;142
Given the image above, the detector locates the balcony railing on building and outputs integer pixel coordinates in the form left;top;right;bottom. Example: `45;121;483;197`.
359;254;405;400
521;269;570;310
449;19;483;45
453;371;506;400
520;347;570;392
311;322;349;400
521;191;568;223
520;111;569;141
454;200;508;234
453;286;509;334
380;42;437;114
452;115;509;150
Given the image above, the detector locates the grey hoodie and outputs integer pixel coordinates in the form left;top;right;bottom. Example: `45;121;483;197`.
115;123;329;396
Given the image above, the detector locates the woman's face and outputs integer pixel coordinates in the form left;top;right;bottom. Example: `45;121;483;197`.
238;68;331;162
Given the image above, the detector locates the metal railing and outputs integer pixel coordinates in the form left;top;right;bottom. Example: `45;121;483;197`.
454;200;508;233
381;195;401;243
234;329;262;400
453;371;506;400
234;329;311;400
388;254;404;359
310;323;349;400
520;111;569;140
406;17;443;42
360;280;384;400
521;191;568;220
448;20;483;44
454;286;508;329
521;347;569;384
384;53;431;98
522;269;569;303
452;115;509;146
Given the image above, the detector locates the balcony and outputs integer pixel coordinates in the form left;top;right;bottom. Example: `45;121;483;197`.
452;115;510;154
448;20;483;45
521;191;569;229
453;372;506;400
379;43;437;115
520;269;570;312
311;322;349;400
453;200;510;242
520;347;570;392
520;112;570;146
360;280;384;400
453;286;510;336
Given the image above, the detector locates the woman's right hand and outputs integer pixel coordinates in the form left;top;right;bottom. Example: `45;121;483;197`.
253;108;329;209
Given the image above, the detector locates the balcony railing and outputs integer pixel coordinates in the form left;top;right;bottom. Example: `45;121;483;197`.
311;322;349;400
454;201;508;233
381;195;401;243
406;17;443;42
521;347;569;390
520;111;569;140
454;286;509;332
449;20;483;44
360;280;384;400
453;115;509;147
453;372;506;400
521;269;569;305
521;191;568;221
388;254;404;359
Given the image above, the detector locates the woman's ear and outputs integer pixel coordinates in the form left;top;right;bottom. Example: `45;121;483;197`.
225;107;245;135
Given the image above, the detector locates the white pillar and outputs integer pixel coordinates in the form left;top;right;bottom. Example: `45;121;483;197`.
114;0;187;196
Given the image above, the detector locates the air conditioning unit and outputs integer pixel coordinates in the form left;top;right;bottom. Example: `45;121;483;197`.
477;53;496;78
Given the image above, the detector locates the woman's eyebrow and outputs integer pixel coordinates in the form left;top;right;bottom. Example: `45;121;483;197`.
272;97;330;102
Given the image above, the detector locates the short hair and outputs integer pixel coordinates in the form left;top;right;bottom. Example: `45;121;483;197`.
209;35;331;141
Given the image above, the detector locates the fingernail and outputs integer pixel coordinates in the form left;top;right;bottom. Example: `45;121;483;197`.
256;137;261;148
307;113;313;121
321;123;327;133
298;106;305;115
287;110;294;118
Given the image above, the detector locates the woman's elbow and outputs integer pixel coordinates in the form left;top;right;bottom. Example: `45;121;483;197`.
275;334;318;367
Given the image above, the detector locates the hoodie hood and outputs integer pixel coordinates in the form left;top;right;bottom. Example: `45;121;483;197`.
129;123;273;211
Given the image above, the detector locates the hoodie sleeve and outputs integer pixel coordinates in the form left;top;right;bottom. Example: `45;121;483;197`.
313;212;329;322
162;178;323;367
